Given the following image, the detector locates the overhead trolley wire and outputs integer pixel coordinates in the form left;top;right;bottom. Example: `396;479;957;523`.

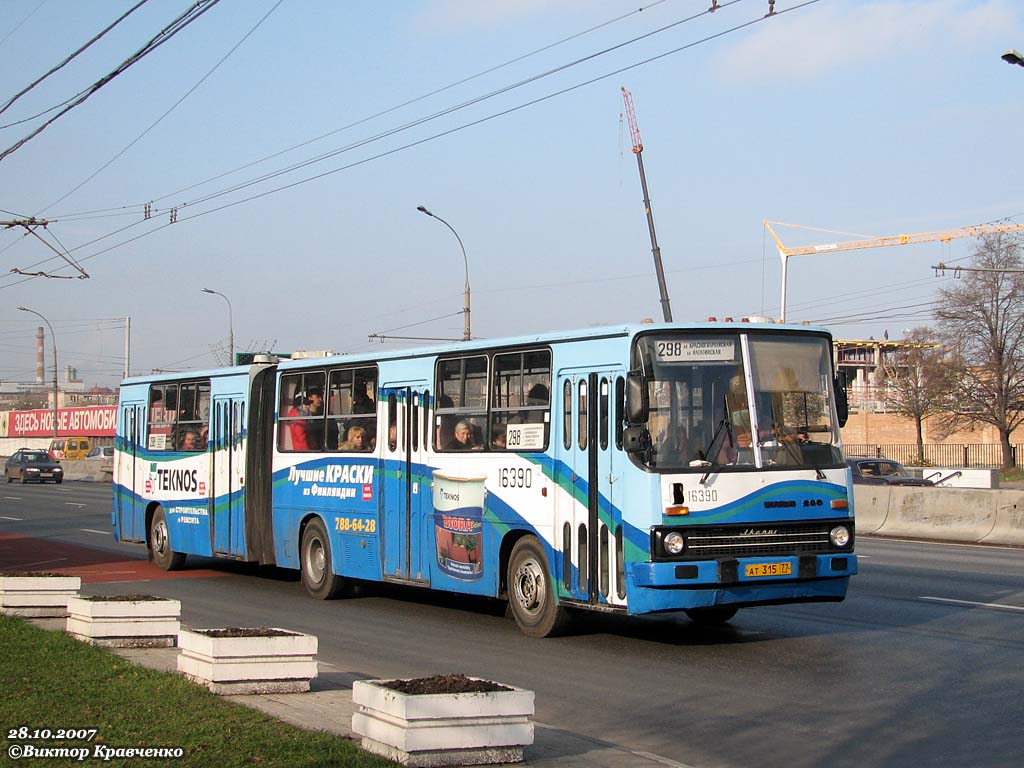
43;0;679;221
0;0;48;51
2;0;819;288
38;0;286;214
47;0;753;232
0;0;151;123
0;0;223;164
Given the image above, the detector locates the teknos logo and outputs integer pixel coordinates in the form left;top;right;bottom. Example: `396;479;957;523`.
741;528;779;537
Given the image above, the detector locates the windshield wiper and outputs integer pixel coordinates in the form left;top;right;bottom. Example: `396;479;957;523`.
697;396;733;484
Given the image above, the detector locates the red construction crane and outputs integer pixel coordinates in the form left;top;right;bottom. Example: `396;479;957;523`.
621;86;672;322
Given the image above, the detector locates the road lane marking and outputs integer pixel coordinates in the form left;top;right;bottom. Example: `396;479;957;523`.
0;515;23;520
2;496;23;500
920;596;1024;613
65;503;86;508
80;529;110;535
533;723;697;768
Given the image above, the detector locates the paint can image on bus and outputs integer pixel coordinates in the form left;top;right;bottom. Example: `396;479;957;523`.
432;471;486;580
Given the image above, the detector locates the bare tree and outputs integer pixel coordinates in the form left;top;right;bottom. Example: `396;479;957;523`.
935;233;1024;468
881;327;949;464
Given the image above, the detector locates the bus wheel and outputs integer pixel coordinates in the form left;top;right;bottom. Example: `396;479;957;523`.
300;518;346;599
507;536;570;638
684;606;738;626
150;506;186;571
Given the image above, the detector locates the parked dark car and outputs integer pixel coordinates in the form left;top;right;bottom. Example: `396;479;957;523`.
4;449;64;484
845;457;934;486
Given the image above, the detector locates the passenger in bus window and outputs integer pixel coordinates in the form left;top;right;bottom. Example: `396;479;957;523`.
198;424;209;450
285;388;323;451
446;420;476;450
527;382;549;411
181;430;198;451
349;387;377;440
353;388;375;415
492;426;507;450
339;426;368;451
305;388;325;450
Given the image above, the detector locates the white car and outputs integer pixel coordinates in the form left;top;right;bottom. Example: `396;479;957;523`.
85;446;115;461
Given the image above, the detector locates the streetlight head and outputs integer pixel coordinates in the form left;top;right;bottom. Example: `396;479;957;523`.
201;288;215;294
416;205;432;216
1002;49;1024;67
17;306;28;312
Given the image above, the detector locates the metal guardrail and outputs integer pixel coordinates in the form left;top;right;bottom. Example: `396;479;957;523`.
844;443;1021;468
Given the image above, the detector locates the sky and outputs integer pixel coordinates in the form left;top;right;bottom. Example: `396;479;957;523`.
0;0;1021;388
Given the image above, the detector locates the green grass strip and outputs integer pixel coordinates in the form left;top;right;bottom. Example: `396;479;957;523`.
0;615;396;767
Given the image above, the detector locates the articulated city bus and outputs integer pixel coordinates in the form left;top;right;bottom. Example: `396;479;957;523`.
113;322;856;636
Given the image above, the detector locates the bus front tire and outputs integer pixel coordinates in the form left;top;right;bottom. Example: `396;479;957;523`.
300;518;347;600
685;606;739;625
150;507;186;571
507;536;570;638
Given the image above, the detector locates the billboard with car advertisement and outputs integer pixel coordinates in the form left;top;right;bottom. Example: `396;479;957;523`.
3;406;117;438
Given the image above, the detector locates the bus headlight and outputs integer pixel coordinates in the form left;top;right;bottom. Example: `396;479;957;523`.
829;525;851;548
663;531;686;555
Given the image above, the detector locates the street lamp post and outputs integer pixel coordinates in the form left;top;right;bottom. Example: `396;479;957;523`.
18;306;58;439
417;205;471;341
201;288;234;365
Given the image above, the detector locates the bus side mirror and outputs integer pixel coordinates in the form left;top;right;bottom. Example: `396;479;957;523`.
625;372;648;425
622;425;650;454
834;373;849;428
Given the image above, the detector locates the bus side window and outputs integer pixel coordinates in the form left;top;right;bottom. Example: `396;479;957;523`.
600;377;609;450
435;355;487;451
563;379;572;450
490;349;550;452
578;379;588;450
614;377;625;450
388;393;398;452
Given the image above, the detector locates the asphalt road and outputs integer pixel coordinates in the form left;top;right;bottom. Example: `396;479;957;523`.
2;482;1022;768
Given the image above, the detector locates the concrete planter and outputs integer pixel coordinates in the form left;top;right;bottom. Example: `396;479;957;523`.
66;595;181;647
0;574;81;617
352;677;534;767
177;627;318;695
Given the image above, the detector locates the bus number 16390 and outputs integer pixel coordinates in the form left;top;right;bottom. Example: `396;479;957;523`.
499;467;532;488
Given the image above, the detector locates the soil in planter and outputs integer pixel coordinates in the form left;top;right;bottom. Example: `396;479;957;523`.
82;595;167;601
380;674;512;695
198;628;298;638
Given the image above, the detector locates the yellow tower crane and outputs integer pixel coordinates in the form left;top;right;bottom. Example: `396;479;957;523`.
764;219;1024;322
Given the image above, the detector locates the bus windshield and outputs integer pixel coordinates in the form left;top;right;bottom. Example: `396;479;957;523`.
632;332;842;471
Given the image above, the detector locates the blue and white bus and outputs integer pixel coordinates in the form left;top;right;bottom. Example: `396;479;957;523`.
113;322;856;636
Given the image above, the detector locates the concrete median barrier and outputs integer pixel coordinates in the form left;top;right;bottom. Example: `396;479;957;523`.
851;486;891;534
854;485;1024;545
59;461;112;483
983;490;1024;546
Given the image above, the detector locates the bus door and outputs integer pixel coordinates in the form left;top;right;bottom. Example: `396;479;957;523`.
556;370;621;605
116;400;146;542
211;396;245;556
380;382;429;583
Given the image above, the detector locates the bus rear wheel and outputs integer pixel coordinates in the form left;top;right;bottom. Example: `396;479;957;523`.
685;606;738;626
300;518;347;599
507;536;570;638
150;506;186;571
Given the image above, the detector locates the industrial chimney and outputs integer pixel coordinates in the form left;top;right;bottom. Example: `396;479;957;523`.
35;327;44;384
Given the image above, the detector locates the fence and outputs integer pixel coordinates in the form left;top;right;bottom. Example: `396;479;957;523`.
843;443;1021;468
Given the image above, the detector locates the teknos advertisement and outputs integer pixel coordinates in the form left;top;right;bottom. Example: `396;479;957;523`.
3;406;117;437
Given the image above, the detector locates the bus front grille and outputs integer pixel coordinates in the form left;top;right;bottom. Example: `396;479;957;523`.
655;520;853;561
